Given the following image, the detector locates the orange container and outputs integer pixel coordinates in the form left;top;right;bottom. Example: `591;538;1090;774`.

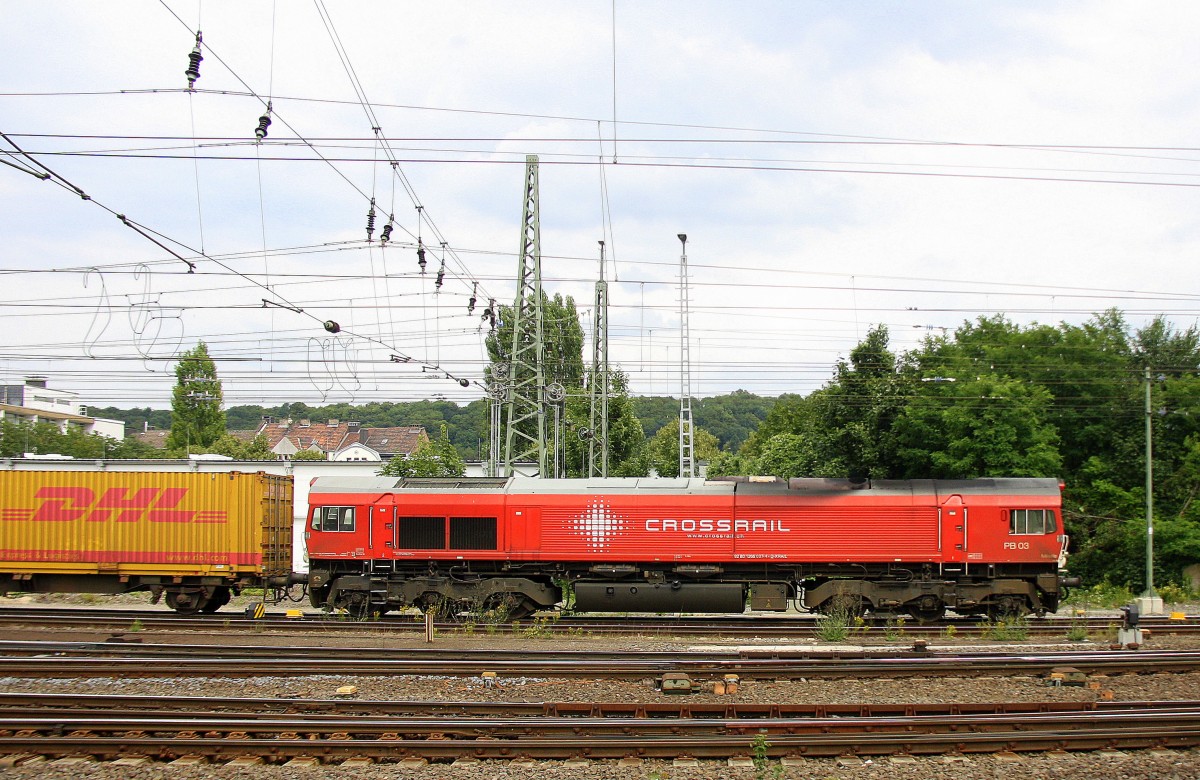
0;471;292;580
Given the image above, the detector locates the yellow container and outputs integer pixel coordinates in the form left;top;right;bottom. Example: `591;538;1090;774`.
0;471;292;580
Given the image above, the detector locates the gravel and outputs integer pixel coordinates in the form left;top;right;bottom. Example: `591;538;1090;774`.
2;612;1200;779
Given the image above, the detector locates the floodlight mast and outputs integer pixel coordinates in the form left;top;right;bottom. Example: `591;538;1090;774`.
678;233;695;479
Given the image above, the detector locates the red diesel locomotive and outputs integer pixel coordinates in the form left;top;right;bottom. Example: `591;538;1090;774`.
304;475;1074;621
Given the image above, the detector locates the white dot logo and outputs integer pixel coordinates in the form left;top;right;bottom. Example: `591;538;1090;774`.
572;499;627;551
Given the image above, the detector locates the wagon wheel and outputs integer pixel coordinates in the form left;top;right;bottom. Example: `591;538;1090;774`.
199;587;232;614
165;589;210;616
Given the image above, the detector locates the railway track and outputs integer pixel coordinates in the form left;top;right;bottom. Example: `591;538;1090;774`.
3;639;1200;679
0;692;1197;764
0;605;1194;639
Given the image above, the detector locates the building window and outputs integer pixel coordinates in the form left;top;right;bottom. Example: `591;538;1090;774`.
313;506;355;532
1010;508;1057;535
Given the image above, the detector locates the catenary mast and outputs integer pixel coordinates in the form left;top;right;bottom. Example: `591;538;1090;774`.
503;156;548;477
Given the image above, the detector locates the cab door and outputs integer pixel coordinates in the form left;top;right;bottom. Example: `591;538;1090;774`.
940;494;967;562
372;495;395;555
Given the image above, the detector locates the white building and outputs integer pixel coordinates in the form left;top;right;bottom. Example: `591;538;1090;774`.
0;376;125;440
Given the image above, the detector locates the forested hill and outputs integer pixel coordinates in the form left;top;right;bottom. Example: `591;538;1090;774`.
92;390;778;460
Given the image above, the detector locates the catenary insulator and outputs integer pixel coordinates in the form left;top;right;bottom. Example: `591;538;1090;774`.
185;33;203;90
365;199;376;241
482;298;497;330
254;103;272;141
416;239;427;273
468;282;478;314
435;260;445;290
380;215;394;244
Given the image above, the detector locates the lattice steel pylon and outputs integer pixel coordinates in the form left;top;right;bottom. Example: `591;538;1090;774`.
503;155;549;477
677;233;695;478
589;240;610;477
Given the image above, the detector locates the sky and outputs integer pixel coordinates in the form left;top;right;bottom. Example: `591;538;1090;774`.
3;1;1200;411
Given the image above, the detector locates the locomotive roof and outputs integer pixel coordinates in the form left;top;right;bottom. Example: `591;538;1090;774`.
308;475;1061;497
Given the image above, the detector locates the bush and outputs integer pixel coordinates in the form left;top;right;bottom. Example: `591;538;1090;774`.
1063;581;1135;610
815;599;862;642
981;615;1029;641
1157;581;1197;607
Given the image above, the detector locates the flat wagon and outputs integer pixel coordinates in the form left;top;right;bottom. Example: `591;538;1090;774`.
0;470;293;613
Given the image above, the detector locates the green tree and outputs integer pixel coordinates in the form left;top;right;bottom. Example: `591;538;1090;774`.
736;393;810;460
209;434;274;460
0;418;145;459
88;406;172;434
646;419;720;478
819;324;910;479
378;423;464;477
560;369;648;477
630;395;679;440
484;292;586;390
894;376;1061;478
166;342;225;452
483;292;645;476
695;390;774;451
290;449;328;461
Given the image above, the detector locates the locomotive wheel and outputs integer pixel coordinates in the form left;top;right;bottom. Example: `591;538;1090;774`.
419;593;463;622
820;593;866;618
908;596;946;624
482;593;538;621
910;605;946;624
332;592;387;619
505;598;538;620
987;595;1030;620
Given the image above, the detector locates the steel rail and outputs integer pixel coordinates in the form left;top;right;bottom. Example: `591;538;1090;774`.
1;605;1195;638
3;644;1200;679
4;705;1200;736
1;718;1198;762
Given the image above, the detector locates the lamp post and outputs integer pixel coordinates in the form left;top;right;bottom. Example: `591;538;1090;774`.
1140;367;1163;614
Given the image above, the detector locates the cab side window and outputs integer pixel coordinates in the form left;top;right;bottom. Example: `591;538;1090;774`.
1010;508;1057;535
313;506;355;532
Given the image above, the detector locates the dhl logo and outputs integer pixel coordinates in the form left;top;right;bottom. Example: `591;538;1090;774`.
0;487;228;524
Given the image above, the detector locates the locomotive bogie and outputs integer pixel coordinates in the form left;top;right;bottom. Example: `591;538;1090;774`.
802;575;1046;621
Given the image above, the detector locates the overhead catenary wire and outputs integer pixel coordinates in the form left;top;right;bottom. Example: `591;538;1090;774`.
7;10;1200;409
2;2;489;391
